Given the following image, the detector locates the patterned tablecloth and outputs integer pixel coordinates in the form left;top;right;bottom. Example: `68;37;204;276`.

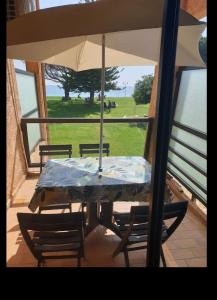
28;156;152;212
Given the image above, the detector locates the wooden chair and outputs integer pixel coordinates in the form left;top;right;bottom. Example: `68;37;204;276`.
112;200;188;267
17;212;85;267
39;144;72;173
79;143;110;213
79;143;110;157
38;144;72;213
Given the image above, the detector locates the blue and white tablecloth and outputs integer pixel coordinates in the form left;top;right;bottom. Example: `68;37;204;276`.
28;156;152;212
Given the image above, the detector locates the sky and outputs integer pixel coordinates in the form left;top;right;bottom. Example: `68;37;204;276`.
14;1;207;87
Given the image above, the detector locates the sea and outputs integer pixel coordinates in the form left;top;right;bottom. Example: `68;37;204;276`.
45;85;134;98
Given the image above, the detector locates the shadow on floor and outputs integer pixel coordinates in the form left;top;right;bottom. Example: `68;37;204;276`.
10;203;30;208
8;224;21;233
7;224;147;267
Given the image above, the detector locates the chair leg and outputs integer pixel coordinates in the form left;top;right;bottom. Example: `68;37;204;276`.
123;248;130;267
81;243;86;260
37;259;43;267
69;203;72;213
160;246;167;267
81;203;86;213
77;253;81;267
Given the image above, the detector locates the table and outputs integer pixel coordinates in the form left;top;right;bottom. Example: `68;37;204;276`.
29;156;152;236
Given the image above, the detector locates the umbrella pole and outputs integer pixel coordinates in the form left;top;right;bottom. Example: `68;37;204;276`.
99;34;105;174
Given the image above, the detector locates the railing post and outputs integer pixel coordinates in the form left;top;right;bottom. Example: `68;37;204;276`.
20;119;31;167
144;118;153;160
146;0;180;267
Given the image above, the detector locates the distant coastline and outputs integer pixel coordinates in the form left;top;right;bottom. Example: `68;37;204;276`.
45;85;134;98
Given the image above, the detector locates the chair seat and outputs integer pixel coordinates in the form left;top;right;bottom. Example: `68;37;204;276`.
33;230;81;252
39;203;70;211
34;243;80;252
114;212;168;243
33;230;81;241
113;212;131;225
128;230;168;243
128;234;148;243
112;201;188;267
17;212;85;267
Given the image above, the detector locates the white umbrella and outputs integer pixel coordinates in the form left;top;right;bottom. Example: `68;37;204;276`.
7;0;206;172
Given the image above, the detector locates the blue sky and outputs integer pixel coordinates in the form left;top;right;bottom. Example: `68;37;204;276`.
14;1;206;87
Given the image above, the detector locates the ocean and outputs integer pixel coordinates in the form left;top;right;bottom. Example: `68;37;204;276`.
45;85;134;98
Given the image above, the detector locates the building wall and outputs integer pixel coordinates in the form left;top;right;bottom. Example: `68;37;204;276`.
7;60;28;206
6;0;46;207
180;0;207;19
23;0;48;140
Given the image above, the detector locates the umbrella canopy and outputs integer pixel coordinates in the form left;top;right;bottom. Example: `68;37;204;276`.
7;0;206;172
7;0;206;69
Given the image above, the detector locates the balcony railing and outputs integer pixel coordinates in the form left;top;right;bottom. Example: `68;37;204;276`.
20;114;206;207
21;116;152;168
167;120;207;207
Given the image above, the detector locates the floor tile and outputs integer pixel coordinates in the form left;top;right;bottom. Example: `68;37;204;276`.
7;178;207;267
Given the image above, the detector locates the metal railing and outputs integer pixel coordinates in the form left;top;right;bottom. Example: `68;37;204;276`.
167;121;207;207
21;116;152;168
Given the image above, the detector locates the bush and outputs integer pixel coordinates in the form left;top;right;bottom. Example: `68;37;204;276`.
133;75;154;104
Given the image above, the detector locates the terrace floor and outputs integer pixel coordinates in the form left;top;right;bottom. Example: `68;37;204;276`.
7;177;207;267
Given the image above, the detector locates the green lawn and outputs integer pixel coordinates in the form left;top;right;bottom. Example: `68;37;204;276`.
47;96;149;157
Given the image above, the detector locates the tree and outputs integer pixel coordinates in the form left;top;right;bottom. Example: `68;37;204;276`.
75;67;120;104
45;64;120;104
44;64;77;100
199;36;207;65
133;75;154;104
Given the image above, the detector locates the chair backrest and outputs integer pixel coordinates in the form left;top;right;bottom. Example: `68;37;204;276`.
129;200;188;242
39;144;72;173
17;212;84;259
161;201;188;240
79;143;110;157
130;205;149;224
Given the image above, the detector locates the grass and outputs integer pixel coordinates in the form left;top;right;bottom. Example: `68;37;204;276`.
47;96;149;157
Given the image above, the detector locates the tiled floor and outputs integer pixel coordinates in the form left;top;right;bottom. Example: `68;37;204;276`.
7;177;207;267
165;208;207;267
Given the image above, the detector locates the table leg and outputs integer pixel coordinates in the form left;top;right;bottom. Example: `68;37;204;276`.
100;202;122;238
85;202;122;238
85;202;99;236
100;202;113;226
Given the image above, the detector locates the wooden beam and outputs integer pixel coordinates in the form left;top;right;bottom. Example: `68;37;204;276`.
145;66;159;163
146;66;179;163
25;61;48;141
